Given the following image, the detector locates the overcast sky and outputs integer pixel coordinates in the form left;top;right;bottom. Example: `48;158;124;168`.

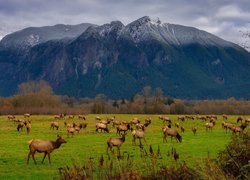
0;0;249;49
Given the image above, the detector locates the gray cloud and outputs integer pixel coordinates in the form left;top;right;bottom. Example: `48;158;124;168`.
0;0;249;49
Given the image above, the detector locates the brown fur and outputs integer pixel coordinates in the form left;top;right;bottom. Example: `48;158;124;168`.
107;135;125;155
27;136;66;164
132;129;146;147
50;121;59;130
162;126;182;143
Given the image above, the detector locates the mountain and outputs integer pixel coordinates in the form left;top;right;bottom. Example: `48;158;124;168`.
0;23;95;49
0;16;250;99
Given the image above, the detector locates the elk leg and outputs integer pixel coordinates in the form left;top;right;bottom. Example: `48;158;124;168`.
42;152;47;163
117;147;120;157
132;137;136;145
163;134;167;143
27;151;31;164
32;152;37;164
48;153;51;164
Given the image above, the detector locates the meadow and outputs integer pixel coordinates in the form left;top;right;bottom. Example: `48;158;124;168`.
0;114;248;179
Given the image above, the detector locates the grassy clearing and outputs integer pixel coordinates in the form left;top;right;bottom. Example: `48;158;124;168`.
0;114;248;179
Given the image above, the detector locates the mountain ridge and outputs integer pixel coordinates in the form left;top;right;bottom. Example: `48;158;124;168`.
0;16;249;99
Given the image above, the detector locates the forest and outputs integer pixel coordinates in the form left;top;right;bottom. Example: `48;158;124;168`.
0;80;250;115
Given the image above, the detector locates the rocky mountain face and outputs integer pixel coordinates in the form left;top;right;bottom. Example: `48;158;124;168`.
0;16;250;99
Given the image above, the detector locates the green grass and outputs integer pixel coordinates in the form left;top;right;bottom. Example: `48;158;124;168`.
0;114;248;179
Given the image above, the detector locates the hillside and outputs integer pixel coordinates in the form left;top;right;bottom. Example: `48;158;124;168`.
0;16;250;99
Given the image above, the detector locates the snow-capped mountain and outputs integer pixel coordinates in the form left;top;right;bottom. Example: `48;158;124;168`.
0;23;95;48
0;16;249;99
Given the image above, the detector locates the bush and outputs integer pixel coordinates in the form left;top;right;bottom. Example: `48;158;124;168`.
218;132;250;179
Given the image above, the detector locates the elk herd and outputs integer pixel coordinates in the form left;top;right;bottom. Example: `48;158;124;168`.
5;113;250;164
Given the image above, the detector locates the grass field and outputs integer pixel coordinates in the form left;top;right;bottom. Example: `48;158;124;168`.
0;114;248;179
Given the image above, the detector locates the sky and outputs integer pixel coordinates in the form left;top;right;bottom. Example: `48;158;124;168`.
0;0;249;49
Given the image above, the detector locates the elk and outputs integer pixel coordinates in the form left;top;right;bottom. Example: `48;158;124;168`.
27;135;66;164
95;116;101;121
232;123;248;134
68;115;74;119
136;123;145;131
197;115;207;121
144;118;151;127
50;121;59;130
222;114;228;120
192;127;197;135
116;123;131;135
131;118;140;125
237;116;243;123
178;116;185;121
245;118;250;124
107;116;115;121
54;115;60;120
162;116;171;123
24;113;31;118
185;115;194;120
162;126;182;143
106;134;125;156
112;120;121;127
205;121;216;131
17;121;25;132
96;122;109;133
7;115;15;121
180;126;185;133
74;123;87;133
26;121;31;134
67;126;76;137
221;121;232;133
99;119;111;125
132;129;146;147
78;115;86;120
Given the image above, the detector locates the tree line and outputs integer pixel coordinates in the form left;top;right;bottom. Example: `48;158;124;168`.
0;80;250;115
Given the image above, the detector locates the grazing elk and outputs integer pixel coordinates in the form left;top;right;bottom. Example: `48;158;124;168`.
144;118;151;127
7;115;15;121
24;113;31;118
197;115;207;121
232;123;248;134
96;122;109;133
185;115;194;120
106;134;126;156
132;129;146;147
27;135;66;164
112;120;121;127
116;123;131;135
222;114;228;120
178;116;185;122
162;125;182;143
131;118;140;125
95;116;101;121
68;115;74;119
221;121;233;133
135;123;145;131
237;116;243;123
162;116;171;124
74;123;87;133
78;115;86;120
54;115;63;120
50;121;59;130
